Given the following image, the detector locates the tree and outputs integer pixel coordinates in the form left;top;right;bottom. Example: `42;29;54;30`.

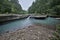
28;0;60;15
0;0;22;14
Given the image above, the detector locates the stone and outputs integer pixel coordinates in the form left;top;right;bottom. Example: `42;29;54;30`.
30;30;33;31
38;31;42;34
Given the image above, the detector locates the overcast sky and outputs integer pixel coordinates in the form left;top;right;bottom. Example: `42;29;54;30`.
18;0;35;10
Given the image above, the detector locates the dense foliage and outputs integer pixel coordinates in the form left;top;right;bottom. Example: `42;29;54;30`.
28;0;60;15
0;0;22;14
50;25;60;40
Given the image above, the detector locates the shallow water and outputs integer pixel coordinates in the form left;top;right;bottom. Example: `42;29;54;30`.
0;17;60;33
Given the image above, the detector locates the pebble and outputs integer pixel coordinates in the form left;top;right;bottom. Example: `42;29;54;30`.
33;37;36;39
30;30;33;31
37;37;39;39
48;35;51;37
18;39;21;40
38;31;42;34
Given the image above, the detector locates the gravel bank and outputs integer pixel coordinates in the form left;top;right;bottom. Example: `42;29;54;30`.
0;25;54;40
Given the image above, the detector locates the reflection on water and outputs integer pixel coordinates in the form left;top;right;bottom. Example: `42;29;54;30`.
31;17;60;25
0;17;60;33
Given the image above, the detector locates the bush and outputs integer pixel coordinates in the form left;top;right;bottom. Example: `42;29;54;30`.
50;24;60;40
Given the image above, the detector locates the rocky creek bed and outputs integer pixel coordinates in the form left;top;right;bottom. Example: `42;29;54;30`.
0;25;55;40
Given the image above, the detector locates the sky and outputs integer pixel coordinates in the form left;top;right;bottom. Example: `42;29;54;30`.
18;0;35;10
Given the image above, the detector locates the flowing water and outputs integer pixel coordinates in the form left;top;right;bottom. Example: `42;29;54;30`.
0;17;60;33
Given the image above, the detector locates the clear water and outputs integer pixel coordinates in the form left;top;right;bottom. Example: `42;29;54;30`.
0;17;60;33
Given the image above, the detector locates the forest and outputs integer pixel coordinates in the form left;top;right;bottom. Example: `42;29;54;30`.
0;0;60;15
28;0;60;15
0;0;23;14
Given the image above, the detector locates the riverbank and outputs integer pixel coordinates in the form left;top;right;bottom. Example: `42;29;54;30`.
0;14;29;23
0;14;60;23
0;25;55;40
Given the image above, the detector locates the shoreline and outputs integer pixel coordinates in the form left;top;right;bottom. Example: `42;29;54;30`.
0;25;55;40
